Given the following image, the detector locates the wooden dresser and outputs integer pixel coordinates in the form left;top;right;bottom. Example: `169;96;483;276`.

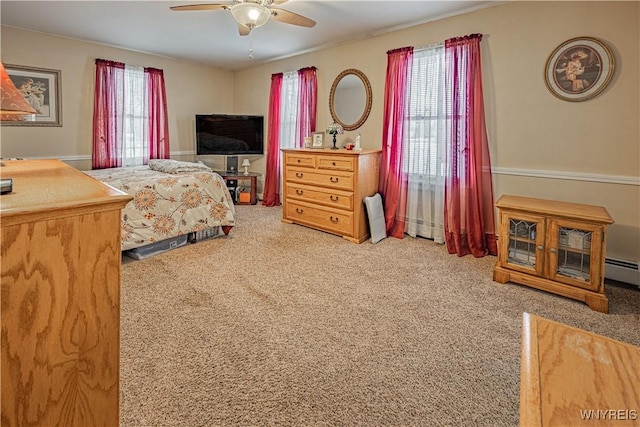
282;148;381;243
520;313;640;426
1;160;132;427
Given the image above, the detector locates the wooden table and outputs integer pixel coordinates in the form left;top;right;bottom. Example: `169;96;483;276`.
520;313;640;426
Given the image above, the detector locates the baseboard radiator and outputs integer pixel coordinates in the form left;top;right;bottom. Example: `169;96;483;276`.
605;258;640;287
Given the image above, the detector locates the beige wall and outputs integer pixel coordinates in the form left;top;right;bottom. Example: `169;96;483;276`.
1;2;638;261
0;25;234;171
233;1;639;261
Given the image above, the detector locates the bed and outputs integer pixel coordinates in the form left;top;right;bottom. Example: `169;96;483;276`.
84;160;235;253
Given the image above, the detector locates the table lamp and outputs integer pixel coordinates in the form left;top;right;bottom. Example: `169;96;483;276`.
241;159;251;176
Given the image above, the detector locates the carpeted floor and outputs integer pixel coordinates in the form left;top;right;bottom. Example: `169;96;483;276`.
119;205;640;426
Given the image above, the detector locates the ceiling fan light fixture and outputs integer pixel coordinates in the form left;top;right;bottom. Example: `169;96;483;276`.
230;2;271;29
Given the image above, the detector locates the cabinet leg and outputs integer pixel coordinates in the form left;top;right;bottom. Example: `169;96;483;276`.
493;266;510;284
585;293;609;314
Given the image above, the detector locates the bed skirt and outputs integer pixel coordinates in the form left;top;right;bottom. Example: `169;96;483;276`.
124;225;232;260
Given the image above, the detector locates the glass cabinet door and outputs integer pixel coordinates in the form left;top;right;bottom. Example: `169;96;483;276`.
547;220;602;291
500;213;545;275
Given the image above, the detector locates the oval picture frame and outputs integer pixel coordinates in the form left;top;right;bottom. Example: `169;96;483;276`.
544;37;614;102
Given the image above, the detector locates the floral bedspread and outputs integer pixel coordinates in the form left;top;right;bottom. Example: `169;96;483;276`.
84;166;235;250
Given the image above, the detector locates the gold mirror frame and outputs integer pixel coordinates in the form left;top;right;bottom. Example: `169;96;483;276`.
329;68;372;131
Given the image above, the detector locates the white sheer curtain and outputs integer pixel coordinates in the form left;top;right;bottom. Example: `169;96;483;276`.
279;71;299;149
278;71;299;189
404;43;447;243
121;65;148;166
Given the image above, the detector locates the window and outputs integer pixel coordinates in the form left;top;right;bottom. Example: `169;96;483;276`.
262;67;316;206
92;59;169;170
122;65;148;166
404;44;447;178
279;71;299;150
403;44;447;242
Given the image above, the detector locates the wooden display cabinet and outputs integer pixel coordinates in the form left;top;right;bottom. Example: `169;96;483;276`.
493;195;614;313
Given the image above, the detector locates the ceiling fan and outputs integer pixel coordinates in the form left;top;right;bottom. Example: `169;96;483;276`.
170;0;316;36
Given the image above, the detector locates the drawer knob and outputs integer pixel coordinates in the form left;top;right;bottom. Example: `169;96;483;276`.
296;172;304;178
297;159;301;163
550;248;557;254
537;245;544;251
296;208;304;214
296;189;304;195
330;195;339;202
332;161;336;166
330;216;339;223
329;177;339;183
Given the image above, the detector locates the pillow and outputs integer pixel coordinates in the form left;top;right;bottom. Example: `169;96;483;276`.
148;159;212;174
363;193;387;244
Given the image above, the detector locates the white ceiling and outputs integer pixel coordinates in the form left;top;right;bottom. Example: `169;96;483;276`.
1;1;500;70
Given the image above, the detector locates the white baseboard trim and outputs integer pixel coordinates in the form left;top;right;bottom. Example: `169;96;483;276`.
492;167;639;186
168;151;195;157
19;151;196;163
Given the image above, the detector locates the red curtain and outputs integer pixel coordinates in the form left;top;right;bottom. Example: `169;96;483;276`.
263;67;317;206
145;67;170;161
443;34;497;257
262;73;283;207
379;47;413;238
296;66;317;148
92;59;125;169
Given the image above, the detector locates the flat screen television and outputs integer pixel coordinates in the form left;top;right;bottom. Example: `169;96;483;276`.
195;114;264;155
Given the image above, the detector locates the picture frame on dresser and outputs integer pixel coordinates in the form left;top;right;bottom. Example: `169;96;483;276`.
311;131;325;148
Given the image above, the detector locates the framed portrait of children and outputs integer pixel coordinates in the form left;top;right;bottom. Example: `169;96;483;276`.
544;37;614;102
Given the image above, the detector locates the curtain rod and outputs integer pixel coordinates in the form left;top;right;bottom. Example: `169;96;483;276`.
414;41;444;52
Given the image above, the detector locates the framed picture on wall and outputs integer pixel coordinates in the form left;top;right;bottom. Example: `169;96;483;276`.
544;37;614;102
311;131;325;149
2;64;62;126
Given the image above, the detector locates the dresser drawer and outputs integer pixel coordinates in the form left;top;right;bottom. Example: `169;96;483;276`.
285;183;353;210
286;201;353;236
285;152;316;168
317;155;355;172
286;166;354;191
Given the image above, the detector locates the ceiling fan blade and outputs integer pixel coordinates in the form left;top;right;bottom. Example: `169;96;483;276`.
170;4;228;12
270;8;316;28
238;23;251;36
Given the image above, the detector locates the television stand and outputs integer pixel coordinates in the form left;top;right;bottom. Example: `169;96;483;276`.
217;171;260;205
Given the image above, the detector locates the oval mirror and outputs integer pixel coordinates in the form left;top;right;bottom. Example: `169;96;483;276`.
329;69;372;131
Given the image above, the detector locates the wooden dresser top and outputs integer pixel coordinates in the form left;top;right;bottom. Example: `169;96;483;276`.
281;148;381;155
0;159;131;225
520;313;640;426
496;195;614;225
